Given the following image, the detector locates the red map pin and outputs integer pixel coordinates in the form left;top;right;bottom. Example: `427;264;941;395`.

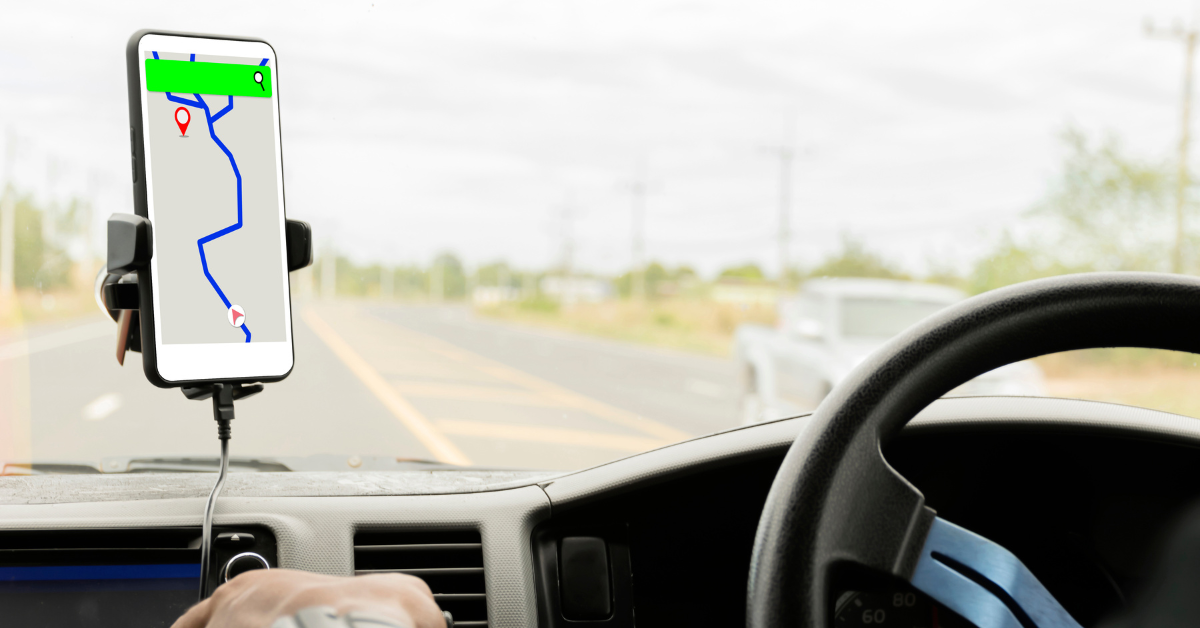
174;107;190;136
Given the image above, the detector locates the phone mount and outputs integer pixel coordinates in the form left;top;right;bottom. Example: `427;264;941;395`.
99;213;313;367
101;212;312;598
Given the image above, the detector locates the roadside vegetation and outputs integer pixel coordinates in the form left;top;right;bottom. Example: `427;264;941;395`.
479;298;776;357
5;126;1199;415
0;190;102;330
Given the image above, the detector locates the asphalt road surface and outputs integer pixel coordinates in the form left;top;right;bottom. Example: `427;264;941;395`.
0;302;741;471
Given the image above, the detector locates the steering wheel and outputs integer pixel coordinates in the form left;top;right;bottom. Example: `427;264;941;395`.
746;272;1200;628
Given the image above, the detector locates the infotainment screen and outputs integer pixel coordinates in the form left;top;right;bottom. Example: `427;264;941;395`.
0;563;199;626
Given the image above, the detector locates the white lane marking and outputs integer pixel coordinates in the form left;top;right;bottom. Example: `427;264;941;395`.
82;393;122;421
684;378;727;399
0;320;113;361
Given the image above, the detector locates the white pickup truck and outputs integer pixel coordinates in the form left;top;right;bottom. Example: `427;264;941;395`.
734;277;1046;423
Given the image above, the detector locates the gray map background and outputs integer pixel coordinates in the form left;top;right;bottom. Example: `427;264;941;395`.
146;53;287;344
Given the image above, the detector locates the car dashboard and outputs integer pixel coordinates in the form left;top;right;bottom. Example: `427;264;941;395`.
1;396;1198;627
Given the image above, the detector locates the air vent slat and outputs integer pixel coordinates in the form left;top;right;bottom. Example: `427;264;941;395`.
433;593;486;601
354;531;487;626
355;543;482;553
354;567;484;576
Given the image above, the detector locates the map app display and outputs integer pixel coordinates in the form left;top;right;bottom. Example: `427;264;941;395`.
142;51;289;347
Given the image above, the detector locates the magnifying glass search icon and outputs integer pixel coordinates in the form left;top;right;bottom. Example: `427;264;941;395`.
253;71;264;91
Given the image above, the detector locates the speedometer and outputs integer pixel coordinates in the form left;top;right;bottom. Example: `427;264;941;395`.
834;588;975;628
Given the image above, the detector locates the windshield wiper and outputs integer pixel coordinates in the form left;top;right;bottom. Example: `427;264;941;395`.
102;456;293;473
3;454;510;475
1;462;103;475
1;457;293;475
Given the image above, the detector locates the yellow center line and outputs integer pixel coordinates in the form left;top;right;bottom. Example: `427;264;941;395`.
302;308;471;466
393;382;565;407
356;310;691;443
435;419;666;453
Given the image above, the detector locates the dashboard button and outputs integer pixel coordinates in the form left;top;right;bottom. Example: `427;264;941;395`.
216;531;256;546
560;536;611;620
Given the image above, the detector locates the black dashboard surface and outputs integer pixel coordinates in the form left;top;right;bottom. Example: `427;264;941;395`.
889;427;1200;625
539;424;1200;627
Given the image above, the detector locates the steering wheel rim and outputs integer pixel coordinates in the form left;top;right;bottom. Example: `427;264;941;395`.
746;272;1200;627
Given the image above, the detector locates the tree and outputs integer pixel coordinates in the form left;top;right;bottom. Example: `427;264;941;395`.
808;235;909;280
431;252;466;299
967;127;1183;293
10;194;71;290
1030;127;1175;272
717;263;765;281
477;261;514;287
614;262;696;298
966;231;1086;295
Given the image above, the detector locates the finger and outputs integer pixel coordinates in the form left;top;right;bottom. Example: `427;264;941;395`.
170;597;214;628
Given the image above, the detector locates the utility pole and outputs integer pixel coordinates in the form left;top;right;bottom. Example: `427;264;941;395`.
557;195;575;303
625;161;655;302
44;157;58;247
380;265;393;300
763;117;797;293
465;263;476;303
321;245;336;301
1148;17;1199;273
772;145;794;293
521;271;533;299
0;128;16;305
498;264;511;300
431;257;444;302
85;169;103;269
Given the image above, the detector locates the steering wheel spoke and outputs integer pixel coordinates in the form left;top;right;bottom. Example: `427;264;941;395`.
910;517;1082;628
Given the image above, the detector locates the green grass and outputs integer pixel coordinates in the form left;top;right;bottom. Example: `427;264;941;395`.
477;298;776;356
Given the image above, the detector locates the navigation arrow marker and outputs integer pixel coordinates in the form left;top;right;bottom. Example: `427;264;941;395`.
227;304;246;327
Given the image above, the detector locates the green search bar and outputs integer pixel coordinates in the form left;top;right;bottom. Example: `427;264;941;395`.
145;59;272;98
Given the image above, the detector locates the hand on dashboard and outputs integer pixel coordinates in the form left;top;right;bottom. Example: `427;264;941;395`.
171;569;446;628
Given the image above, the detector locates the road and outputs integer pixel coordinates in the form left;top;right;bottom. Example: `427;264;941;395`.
0;302;741;471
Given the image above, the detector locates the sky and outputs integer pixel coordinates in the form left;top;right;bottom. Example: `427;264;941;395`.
0;0;1196;278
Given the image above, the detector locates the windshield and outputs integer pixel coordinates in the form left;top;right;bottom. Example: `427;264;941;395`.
840;299;952;340
3;2;1200;473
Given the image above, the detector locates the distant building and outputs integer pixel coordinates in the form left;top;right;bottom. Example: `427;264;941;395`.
710;278;779;306
540;276;613;304
472;286;521;306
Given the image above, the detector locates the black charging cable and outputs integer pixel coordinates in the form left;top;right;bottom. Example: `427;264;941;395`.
200;383;234;600
184;382;262;600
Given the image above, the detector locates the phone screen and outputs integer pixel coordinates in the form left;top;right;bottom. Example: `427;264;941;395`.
137;35;293;382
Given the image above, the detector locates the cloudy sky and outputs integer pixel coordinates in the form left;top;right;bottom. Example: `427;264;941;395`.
0;0;1195;277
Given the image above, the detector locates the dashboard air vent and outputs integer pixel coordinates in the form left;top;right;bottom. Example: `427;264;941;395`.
354;530;487;627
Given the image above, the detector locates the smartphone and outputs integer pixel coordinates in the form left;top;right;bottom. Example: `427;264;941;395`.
126;31;293;386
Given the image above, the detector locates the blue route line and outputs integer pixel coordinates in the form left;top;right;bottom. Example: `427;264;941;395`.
259;58;269;66
164;82;251;342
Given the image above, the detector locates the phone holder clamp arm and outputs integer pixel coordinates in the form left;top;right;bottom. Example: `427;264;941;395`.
100;214;314;366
